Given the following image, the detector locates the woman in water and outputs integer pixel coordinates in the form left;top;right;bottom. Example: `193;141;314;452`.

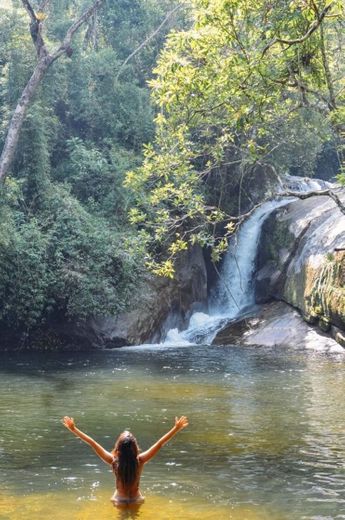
62;415;188;506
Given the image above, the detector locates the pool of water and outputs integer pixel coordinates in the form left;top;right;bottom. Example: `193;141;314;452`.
1;344;345;519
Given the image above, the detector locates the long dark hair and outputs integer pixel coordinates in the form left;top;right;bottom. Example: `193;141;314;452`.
112;431;140;487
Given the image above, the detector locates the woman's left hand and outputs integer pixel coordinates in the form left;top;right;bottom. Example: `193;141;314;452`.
62;416;76;431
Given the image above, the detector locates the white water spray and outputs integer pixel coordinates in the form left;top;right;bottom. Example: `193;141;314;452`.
209;199;290;317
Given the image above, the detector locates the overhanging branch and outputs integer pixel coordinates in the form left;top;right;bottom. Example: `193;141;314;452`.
226;188;345;231
262;3;334;56
276;189;345;215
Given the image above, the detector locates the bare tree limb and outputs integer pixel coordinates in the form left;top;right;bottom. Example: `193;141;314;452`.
38;0;49;11
51;0;103;61
21;0;36;22
262;3;334;56
116;4;182;81
83;12;98;50
225;188;345;232
22;0;48;59
276;189;345;215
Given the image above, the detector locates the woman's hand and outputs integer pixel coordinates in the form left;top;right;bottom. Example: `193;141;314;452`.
174;416;189;431
62;416;76;432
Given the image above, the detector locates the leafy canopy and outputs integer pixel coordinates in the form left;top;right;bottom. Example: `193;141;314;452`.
126;0;345;276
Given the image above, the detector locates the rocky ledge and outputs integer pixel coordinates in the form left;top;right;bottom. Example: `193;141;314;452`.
212;301;343;353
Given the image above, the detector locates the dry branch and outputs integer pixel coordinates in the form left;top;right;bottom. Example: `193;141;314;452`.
276;189;345;215
226;187;345;231
116;5;182;81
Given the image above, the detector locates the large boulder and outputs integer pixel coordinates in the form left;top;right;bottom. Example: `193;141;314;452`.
255;192;345;338
51;245;208;349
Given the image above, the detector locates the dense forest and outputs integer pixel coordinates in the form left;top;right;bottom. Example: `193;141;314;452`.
0;0;344;347
0;0;184;343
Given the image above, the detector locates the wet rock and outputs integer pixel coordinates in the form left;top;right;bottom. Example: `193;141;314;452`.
335;331;345;348
255;192;345;340
319;317;331;332
212;315;255;345
212;301;343;352
331;326;345;348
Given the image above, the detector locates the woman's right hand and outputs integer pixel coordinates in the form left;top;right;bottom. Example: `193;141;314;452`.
62;416;76;431
175;416;189;431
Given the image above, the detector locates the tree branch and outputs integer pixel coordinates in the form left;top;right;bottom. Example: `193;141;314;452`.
276;189;345;215
225;188;345;231
262;3;334;56
116;4;182;81
38;0;49;11
21;0;36;22
22;0;48;59
0;0;104;183
51;0;104;61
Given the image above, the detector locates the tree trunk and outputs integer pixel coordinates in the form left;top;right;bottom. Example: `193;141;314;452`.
0;0;104;183
0;57;51;182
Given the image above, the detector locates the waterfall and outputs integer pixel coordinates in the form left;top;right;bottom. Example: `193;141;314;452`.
163;176;335;346
209;199;290;317
164;198;292;345
281;173;332;192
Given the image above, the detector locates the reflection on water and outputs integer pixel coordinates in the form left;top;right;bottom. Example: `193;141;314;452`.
0;345;345;519
0;491;273;520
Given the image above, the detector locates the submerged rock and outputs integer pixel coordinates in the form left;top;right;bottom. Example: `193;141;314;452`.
212;301;343;352
255;192;345;342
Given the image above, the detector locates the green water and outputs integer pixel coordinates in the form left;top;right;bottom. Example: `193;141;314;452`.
1;344;345;519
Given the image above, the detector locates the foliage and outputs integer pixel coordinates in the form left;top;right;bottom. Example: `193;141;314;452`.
0;0;344;338
126;0;345;274
0;180;146;330
0;0;183;336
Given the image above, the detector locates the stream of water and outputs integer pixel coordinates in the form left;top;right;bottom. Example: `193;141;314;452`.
1;347;345;520
164;175;334;347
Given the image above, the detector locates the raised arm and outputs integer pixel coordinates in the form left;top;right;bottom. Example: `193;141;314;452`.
62;416;113;465
139;416;188;464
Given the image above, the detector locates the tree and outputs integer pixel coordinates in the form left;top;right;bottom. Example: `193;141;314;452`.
0;0;104;182
125;0;345;276
0;0;184;342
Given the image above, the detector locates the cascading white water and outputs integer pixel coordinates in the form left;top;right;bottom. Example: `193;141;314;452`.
163;175;335;346
281;173;332;192
164;198;292;345
209;199;291;317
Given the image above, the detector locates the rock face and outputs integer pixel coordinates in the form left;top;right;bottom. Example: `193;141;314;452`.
255;193;345;337
212;301;343;352
54;245;208;349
